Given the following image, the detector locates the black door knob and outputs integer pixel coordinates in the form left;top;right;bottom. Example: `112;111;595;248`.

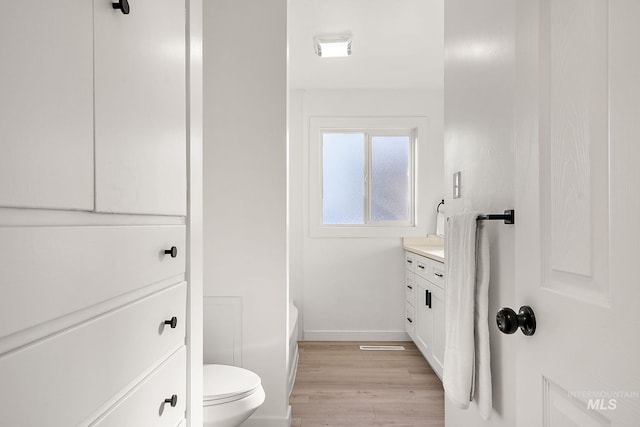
164;394;178;407
164;246;178;258
496;306;536;336
164;316;178;329
112;0;130;14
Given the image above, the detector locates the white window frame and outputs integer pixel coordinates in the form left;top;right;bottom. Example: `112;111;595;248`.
309;116;430;238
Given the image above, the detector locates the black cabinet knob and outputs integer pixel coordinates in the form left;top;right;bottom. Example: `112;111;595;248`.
164;316;178;329
164;246;178;258
496;306;536;336
112;0;130;14
164;394;178;407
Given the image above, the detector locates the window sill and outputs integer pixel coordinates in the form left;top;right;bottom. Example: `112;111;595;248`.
309;223;428;238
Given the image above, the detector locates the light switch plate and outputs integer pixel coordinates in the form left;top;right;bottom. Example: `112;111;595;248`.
453;171;461;199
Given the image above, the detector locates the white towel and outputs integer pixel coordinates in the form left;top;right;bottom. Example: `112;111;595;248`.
436;211;446;237
474;223;492;420
443;213;492;420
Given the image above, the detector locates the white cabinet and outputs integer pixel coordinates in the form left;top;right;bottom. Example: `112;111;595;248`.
0;0;186;216
404;251;445;379
415;275;445;377
94;0;186;216
404;252;417;339
0;225;185;341
92;347;187;427
0;0;191;424
0;0;94;211
0;284;186;426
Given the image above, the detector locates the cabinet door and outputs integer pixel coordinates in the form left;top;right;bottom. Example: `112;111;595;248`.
415;277;433;359
94;0;186;216
430;285;445;378
0;0;94;210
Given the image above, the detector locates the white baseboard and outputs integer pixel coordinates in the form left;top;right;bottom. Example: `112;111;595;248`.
242;407;291;427
303;329;410;341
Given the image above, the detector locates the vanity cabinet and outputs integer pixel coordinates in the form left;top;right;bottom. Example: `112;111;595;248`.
404;250;445;379
404;252;417;340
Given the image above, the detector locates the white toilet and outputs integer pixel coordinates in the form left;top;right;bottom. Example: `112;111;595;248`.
203;364;265;427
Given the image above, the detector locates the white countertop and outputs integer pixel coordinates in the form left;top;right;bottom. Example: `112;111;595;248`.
403;235;445;263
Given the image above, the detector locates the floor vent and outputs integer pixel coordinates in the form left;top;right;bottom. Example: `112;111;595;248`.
359;345;405;351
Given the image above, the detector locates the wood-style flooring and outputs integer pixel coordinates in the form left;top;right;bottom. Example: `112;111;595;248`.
290;341;444;427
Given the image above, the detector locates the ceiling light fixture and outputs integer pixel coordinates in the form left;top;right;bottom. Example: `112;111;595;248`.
313;34;352;58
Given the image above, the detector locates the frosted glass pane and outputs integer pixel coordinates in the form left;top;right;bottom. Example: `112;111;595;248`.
371;136;411;222
322;133;365;224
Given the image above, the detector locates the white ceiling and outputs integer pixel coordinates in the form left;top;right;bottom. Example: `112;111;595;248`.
288;0;444;91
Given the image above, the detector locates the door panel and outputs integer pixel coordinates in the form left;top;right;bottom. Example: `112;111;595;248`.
541;0;610;304
543;378;611;427
515;0;640;425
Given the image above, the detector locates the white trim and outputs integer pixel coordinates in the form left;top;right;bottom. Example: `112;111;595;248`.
242;409;292;427
186;0;203;425
0;207;185;226
303;329;411;342
309;116;429;238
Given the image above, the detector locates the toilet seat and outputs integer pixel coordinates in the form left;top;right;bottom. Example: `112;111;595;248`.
203;364;262;406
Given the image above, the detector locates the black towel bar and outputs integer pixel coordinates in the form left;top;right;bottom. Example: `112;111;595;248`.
477;209;515;224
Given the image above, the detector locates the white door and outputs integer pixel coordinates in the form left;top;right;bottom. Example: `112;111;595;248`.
94;0;187;216
514;0;640;426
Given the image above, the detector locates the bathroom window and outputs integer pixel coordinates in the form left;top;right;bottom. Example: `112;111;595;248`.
309;117;427;237
322;131;413;225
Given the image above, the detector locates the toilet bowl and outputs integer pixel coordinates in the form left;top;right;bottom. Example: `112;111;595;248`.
203;364;265;427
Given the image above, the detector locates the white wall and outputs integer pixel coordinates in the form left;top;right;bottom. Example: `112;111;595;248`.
290;89;444;341
444;0;516;425
203;0;289;425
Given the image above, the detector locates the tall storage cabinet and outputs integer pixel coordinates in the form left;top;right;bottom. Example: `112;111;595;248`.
0;0;195;425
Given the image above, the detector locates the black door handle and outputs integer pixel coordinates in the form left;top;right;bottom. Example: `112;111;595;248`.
112;0;130;14
496;306;536;336
425;290;432;309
